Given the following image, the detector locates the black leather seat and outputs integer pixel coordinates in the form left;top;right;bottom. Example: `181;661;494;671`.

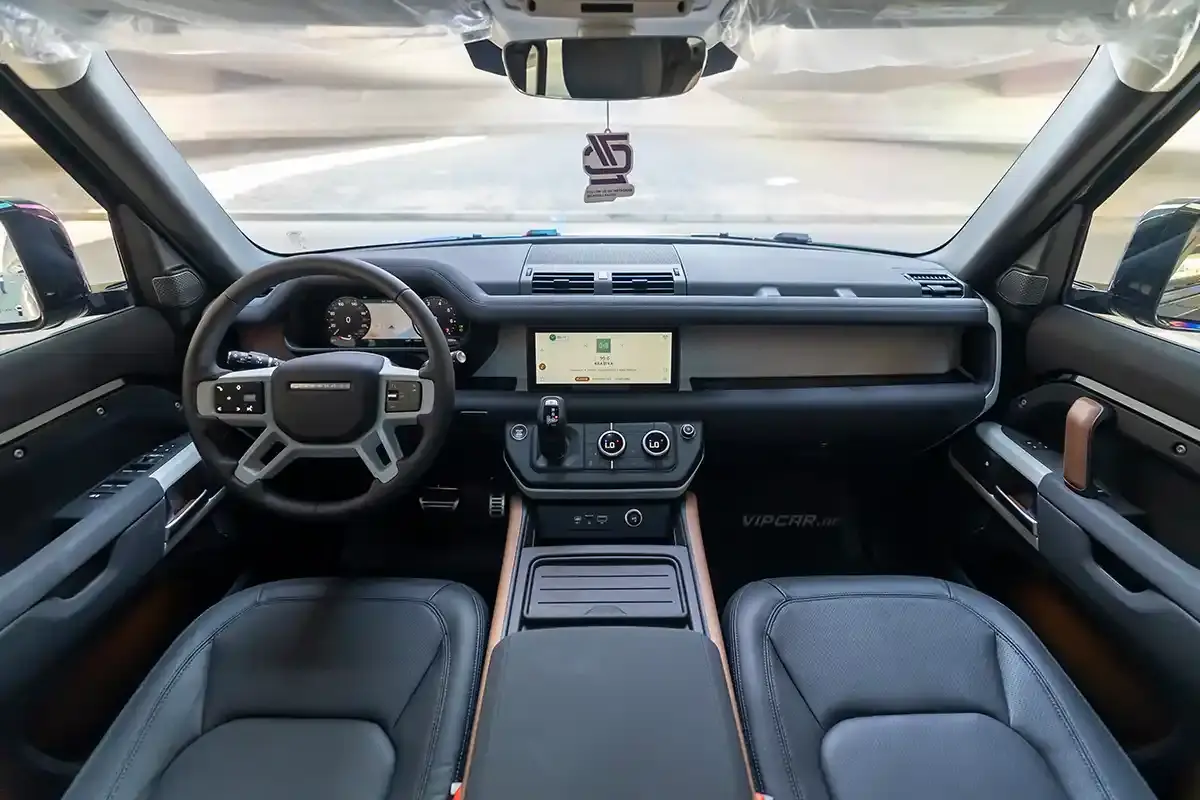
62;578;486;800
724;576;1156;800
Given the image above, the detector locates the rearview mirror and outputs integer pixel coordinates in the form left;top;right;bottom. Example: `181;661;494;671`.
1109;199;1200;331
502;36;706;101
0;199;90;334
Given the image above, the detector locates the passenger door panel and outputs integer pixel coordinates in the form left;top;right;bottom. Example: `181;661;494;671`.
955;304;1200;701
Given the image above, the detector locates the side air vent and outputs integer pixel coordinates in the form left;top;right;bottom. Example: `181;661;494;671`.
530;271;595;294
907;272;965;298
612;270;676;295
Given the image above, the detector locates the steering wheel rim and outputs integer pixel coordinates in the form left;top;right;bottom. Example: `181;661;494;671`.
181;254;455;520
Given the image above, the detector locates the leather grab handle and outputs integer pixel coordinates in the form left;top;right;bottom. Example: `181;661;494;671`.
1063;397;1110;495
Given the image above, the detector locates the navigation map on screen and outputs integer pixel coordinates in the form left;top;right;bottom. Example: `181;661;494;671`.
533;332;673;385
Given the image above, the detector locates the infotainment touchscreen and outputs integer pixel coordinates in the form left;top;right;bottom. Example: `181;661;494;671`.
532;332;674;387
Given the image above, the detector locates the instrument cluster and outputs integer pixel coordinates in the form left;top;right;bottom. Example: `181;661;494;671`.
321;294;470;348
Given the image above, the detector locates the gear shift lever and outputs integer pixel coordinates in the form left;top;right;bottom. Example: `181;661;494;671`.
537;395;568;464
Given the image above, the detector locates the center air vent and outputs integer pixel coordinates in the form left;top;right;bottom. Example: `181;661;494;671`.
530;271;595;294
906;272;965;298
612;271;676;295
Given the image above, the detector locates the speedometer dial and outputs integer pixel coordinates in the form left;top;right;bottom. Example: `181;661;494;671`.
424;296;469;342
326;296;371;344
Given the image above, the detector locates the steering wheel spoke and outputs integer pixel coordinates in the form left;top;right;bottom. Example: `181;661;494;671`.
195;367;275;427
354;422;406;483
233;427;296;486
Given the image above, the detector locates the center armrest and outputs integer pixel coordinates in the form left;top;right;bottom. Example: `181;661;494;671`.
465;626;753;800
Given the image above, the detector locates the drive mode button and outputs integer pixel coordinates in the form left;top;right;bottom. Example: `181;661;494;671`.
597;430;626;458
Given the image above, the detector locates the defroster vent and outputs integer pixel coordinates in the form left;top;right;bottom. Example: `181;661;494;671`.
906;272;965;298
530;271;595;294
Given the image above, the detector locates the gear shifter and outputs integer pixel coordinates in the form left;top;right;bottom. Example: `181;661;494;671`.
537;395;568;464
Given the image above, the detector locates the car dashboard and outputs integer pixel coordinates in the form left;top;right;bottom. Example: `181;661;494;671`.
233;238;999;456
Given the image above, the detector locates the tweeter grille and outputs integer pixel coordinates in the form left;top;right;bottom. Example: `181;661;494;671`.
996;268;1049;307
151;268;205;308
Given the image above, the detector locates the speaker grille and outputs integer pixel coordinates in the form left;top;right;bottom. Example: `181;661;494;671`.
151;269;205;307
996;268;1049;307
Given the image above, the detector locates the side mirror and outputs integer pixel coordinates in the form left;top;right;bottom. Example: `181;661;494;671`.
502;36;707;101
0;199;90;334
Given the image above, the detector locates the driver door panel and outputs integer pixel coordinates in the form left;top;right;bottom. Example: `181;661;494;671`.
0;306;193;702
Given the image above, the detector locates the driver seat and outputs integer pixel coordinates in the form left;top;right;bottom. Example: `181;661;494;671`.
60;578;486;800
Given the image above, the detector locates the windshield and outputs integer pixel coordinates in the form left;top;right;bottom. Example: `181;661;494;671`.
94;25;1105;255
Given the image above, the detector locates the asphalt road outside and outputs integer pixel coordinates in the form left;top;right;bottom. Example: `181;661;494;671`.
1;130;1190;352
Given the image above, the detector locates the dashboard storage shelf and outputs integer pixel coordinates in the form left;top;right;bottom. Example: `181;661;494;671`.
465;627;753;800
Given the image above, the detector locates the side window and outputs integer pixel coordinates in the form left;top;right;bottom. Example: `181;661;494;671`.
0;110;126;351
1070;114;1200;345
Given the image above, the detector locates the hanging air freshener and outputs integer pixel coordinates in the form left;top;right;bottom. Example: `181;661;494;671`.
582;102;635;203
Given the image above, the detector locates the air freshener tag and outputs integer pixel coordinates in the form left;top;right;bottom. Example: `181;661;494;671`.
582;131;635;203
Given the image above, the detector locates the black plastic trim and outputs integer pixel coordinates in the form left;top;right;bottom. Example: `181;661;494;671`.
236;263;990;327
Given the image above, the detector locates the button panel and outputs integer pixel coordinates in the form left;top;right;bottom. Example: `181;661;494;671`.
213;381;264;415
385;380;422;413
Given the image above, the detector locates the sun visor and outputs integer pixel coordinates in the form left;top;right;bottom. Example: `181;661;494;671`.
2;0;1199;92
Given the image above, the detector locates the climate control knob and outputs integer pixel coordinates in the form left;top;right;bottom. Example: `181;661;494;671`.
597;430;626;458
642;429;671;458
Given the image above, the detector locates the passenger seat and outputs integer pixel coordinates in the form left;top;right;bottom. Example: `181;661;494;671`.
724;576;1155;800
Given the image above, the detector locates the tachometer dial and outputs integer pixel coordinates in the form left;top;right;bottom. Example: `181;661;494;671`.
424;295;469;342
326;296;371;344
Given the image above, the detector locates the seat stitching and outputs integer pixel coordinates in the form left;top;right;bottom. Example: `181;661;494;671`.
104;595;265;800
452;588;487;779
410;600;453;800
726;586;765;789
763;590;1115;800
761;596;806;800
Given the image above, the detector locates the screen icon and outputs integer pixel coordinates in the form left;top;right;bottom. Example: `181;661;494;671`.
596;337;611;353
548;334;557;341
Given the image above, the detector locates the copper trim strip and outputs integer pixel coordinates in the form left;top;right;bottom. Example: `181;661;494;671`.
682;493;755;791
1064;397;1108;494
461;495;524;787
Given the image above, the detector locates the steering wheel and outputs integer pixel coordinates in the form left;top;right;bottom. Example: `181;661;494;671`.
181;254;455;519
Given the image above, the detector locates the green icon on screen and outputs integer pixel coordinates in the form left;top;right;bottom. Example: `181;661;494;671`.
549;334;557;341
596;338;611;353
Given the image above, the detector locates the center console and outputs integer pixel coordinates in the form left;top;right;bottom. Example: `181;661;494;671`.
462;335;755;796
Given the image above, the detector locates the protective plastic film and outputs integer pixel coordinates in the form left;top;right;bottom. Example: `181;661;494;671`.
720;0;1200;90
1;0;492;67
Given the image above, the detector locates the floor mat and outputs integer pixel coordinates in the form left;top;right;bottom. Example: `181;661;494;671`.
694;465;954;609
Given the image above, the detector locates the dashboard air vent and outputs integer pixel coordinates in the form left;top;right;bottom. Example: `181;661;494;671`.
906;272;965;298
612;271;676;295
530;271;595;294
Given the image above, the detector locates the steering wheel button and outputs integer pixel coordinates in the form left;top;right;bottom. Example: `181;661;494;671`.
214;382;264;414
385;380;422;413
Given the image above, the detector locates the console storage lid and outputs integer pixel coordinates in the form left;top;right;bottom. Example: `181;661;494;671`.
466;627;752;800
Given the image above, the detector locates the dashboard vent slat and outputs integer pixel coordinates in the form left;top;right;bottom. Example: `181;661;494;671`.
612;271;676;295
906;272;965;298
530;271;595;294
